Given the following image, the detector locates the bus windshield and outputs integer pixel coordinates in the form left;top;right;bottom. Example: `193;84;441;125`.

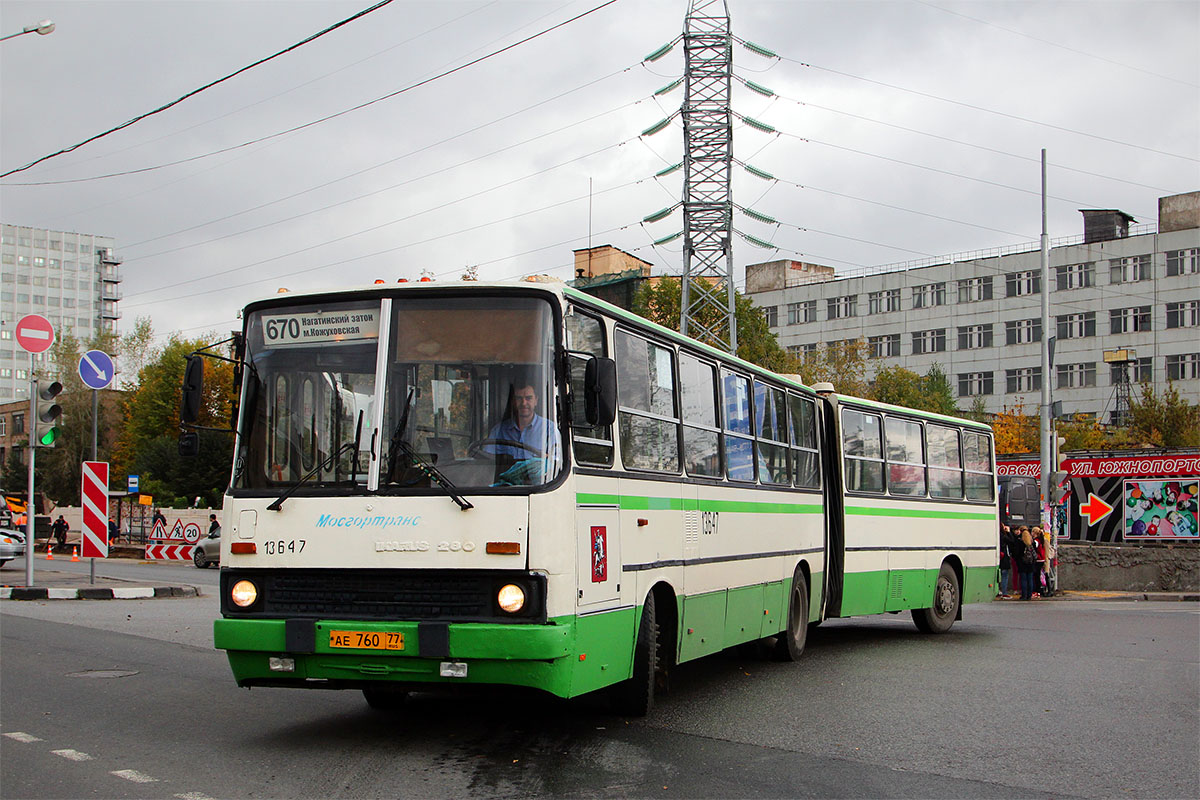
235;293;561;494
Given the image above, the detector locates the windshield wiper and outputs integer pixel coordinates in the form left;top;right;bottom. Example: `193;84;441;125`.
392;437;473;511
266;410;364;512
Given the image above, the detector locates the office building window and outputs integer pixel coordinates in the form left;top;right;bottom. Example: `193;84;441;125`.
957;276;993;303
1166;301;1199;329
1166;248;1199;276
786;343;817;357
868;334;900;358
957;372;993;397
1005;318;1041;345
1110;306;1151;334
957;324;993;350
787;300;815;325
827;295;858;320
1056;262;1094;290
912;282;946;309
1057;362;1096;389
1110;254;1152;284
1057;312;1096;340
912;329;946;355
868;289;901;314
1005;270;1040;297
763;305;778;327
1166;353;1200;381
1006;367;1042;394
1110;358;1152;385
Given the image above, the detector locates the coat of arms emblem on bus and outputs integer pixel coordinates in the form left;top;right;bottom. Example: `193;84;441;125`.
590;526;607;582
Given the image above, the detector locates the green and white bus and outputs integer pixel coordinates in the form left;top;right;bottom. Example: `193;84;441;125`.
198;279;998;714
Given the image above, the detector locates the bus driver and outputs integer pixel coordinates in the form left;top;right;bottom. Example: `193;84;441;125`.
488;382;561;484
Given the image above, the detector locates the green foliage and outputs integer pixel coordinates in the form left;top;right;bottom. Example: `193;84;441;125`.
870;363;958;416
112;332;237;507
631;277;791;371
791;339;870;397
1127;381;1200;448
2;448;25;495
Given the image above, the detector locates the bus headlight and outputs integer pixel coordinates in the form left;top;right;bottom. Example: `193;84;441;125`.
231;579;259;607
497;583;526;613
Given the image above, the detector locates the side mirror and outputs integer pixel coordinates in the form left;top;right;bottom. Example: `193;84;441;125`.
178;431;200;458
584;356;617;427
181;355;204;424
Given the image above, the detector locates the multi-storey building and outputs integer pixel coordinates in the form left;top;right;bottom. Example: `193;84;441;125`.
745;192;1200;422
0;224;123;400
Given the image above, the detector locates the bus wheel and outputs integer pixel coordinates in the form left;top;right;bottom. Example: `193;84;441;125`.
613;593;659;716
362;686;408;711
912;562;960;634
773;569;809;662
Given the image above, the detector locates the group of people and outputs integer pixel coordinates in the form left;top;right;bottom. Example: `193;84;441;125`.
999;524;1056;600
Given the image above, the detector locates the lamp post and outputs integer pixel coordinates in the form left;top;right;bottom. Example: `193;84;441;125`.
0;19;56;43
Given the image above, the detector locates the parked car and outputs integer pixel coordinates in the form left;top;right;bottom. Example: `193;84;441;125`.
999;475;1040;529
0;528;27;566
193;529;220;569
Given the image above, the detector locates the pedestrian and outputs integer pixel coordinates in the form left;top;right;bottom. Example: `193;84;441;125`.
108;518;119;544
1031;527;1047;598
208;513;220;536
998;525;1014;598
1016;527;1038;600
151;508;167;533
51;514;69;553
1042;528;1057;597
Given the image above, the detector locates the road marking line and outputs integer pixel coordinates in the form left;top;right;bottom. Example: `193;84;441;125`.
175;793;218;800
3;732;44;743
111;769;159;783
52;749;94;761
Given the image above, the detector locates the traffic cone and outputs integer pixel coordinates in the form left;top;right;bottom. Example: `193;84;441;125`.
46;541;54;560
70;547;80;562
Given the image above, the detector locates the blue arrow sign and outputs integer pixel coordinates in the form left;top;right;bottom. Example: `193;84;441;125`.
78;350;115;390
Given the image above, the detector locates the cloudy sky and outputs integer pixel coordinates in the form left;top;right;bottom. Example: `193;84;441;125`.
2;0;1197;348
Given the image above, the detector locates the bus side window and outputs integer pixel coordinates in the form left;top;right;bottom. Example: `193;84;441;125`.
615;330;680;473
842;408;884;493
884;416;926;496
927;424;964;499
788;393;821;489
566;307;613;466
679;352;721;478
963;432;994;501
721;370;754;482
754;381;789;485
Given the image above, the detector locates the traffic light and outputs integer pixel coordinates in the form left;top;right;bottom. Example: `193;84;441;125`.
1049;435;1069;504
35;380;63;447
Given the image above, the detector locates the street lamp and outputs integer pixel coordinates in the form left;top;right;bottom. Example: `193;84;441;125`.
0;19;56;43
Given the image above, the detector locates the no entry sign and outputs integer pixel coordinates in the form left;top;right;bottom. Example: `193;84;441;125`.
80;461;109;559
15;314;55;354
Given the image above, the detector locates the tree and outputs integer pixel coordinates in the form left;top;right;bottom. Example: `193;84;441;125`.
870;363;958;415
791;339;870;397
1056;413;1109;452
631;277;792;372
991;403;1040;454
1126;381;1200;448
112;334;237;507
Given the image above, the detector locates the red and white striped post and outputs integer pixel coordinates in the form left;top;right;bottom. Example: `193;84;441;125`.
81;462;109;582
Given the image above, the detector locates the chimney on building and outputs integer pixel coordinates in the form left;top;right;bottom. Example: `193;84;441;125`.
1079;209;1136;243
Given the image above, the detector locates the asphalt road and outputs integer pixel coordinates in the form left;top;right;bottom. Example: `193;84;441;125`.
2;572;1197;799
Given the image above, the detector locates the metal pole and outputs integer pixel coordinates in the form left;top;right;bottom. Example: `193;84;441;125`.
25;357;36;587
91;388;98;584
1039;149;1052;532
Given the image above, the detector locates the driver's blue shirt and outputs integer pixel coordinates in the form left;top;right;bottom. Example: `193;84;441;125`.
487;414;561;464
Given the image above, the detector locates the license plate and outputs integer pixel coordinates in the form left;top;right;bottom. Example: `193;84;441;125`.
329;630;404;651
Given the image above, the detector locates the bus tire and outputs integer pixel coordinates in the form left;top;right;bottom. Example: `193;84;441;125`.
613;593;659;717
912;562;960;634
773;569;809;662
362;686;408;711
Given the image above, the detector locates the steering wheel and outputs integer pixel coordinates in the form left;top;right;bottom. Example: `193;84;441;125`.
466;438;547;459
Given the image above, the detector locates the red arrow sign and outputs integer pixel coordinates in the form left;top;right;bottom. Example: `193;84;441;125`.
1080;493;1114;526
15;313;55;354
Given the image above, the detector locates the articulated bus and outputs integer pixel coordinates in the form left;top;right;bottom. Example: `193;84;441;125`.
196;279;998;714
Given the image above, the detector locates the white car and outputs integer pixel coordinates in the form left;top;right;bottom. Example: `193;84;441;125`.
0;528;27;567
193;529;220;569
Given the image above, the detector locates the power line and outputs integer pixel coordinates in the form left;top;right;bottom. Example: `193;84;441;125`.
0;0;398;178
2;0;623;181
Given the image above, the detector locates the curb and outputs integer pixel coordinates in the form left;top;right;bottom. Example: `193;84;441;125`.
0;586;200;601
